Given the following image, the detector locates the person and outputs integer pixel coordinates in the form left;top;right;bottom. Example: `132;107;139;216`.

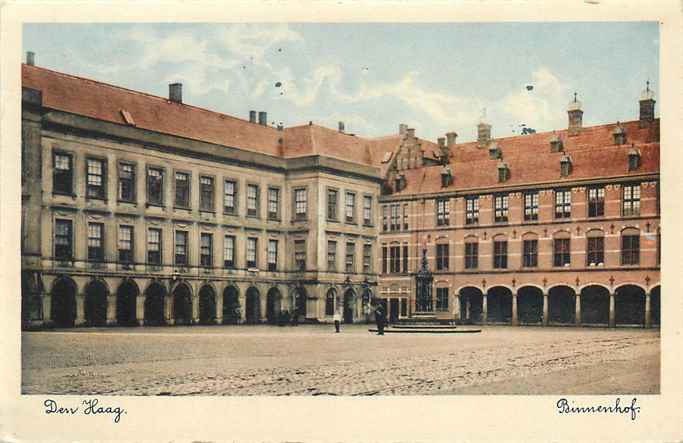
375;304;385;335
333;309;341;333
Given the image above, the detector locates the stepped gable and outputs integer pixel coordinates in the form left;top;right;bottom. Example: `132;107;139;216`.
392;119;660;196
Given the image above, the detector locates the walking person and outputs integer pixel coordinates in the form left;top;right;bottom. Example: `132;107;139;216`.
333;309;341;333
375;304;385;335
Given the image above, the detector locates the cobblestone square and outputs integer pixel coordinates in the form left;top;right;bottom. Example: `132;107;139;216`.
22;325;659;395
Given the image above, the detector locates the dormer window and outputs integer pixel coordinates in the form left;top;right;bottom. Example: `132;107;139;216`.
560;154;572;177
395;174;406;192
497;162;509;183
628;146;641;171
613;125;627;145
488;142;502;160
549;134;563;152
440;166;453;188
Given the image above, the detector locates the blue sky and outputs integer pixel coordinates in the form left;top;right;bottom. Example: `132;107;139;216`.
23;23;658;142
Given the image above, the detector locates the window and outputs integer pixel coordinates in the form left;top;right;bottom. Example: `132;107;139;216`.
523;239;538;267
621;231;640;265
390;205;400;231
175;231;188;266
223;235;235;268
345;192;356;223
118;163;136;202
54;219;73;260
224;180;237;215
465;196;479;225
382;245;388;274
294;240;306;271
498;163;510;182
175;172;190;208
327;189;338;221
53;152;73;195
325;291;335;316
247;184;259;217
345;242;355;273
87;223;104;261
268;188;280;220
586;234;604;266
588;186;605;217
623;184;641;217
147;228;162;265
402;243;409;273
86;158;106;199
555;189;571;219
200;233;213;267
523;191;539;221
363;196;373;225
327;240;337;271
267;239;278;271
382;205;388;231
363;244;372;273
493;240;508;269
465;241;478;269
118;225;134;263
199;176;214;211
389;244;401;273
436;288;449;312
553;238;571;267
403;204;409;230
494;194;509;223
436;243;449;270
147;167;164;206
436;198;450;226
401;299;407;317
246;237;257;268
294;188;307;220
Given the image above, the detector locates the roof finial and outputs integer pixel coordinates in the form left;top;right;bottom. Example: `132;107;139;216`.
646;79;650;92
573;91;577;102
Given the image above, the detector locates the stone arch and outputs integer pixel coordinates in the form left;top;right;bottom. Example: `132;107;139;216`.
517;285;544;325
487;286;512;324
580;284;610;325
325;287;337;317
651;285;660;326
84;278;109;327
343;288;356;324
459;286;484;324
172;282;193;326
615;284;646;326
198;284;217;325
222;285;240;324
245;286;261;324
521;231;539;240
548;285;576;324
144;281;167;326
116;279;139;326
51;275;77;328
266;287;283;324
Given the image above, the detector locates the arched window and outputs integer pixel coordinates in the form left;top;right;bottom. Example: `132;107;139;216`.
325;289;336;316
586;229;605;266
464;236;478;269
621;227;640;265
553;231;571;267
493;234;508;269
522;232;539;268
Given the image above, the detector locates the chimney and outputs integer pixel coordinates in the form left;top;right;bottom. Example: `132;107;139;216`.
169;83;182;103
26;51;35;66
258;111;267;126
437;137;446;149
477;122;491;148
399;123;408;136
446;132;458;147
249;110;257;123
639;81;656;127
567;92;583;136
338;121;345;133
406;128;416;139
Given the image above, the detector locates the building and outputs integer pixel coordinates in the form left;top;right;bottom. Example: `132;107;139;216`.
20;53;660;328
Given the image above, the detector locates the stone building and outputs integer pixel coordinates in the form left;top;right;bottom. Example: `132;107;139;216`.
20;54;660;329
378;89;660;328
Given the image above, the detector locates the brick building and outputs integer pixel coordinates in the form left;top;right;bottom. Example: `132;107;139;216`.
20;53;659;328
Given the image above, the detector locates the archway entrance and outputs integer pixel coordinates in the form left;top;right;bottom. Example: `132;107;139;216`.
116;279;139;326
84;280;108;327
615;285;646;326
325;288;336;317
266;288;282;324
245;287;260;324
651;286;660;326
459;287;483;324
51;277;77;328
294;287;307;321
580;285;609;325
144;282;166;326
343;289;355;323
222;286;240;324
198;285;216;325
487;286;512;324
548;286;576;324
172;283;193;325
517;286;543;325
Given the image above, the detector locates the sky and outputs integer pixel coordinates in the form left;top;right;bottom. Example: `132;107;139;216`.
23;23;658;142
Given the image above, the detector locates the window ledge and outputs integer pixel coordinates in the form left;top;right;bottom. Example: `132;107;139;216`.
118;200;137;206
174;206;192;211
53;192;77;198
145;203;165;209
